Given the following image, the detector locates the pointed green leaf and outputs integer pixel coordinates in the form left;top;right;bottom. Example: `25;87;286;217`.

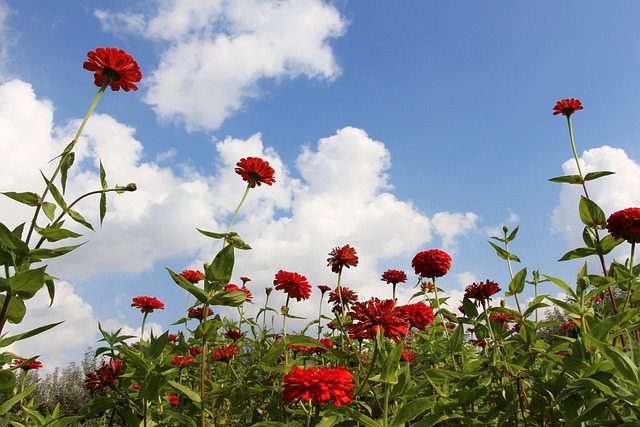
196;229;228;239
8;266;46;299
209;290;247;307
67;209;94;230
0;221;29;256
0;381;36;414
28;243;85;260
583;171;615;182
60;151;75;194
597;234;624;255
558;247;596;261
380;341;404;384
542;275;578;300
35;227;82;242
0;321;63;347
2;191;40;206
99;193;106;226
42;201;57;221
548;174;583;184
42;173;67;210
390;397;437;427
167;268;209;304
488;241;520;262
578;196;606;229
508;268;527;295
0;295;26;323
206;244;235;285
99;161;107;190
505;225;519;243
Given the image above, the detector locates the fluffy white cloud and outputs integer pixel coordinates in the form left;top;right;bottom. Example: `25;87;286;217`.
96;0;347;131
551;146;640;263
432;212;479;253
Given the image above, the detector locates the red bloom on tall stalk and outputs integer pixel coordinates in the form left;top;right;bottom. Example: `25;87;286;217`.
225;329;246;341
211;343;240;362
381;269;407;285
412;249;452;278
170;356;195;368
131;296;165;313
13;359;42;370
83;47;142;91
606;207;640;244
553;98;583;117
397;302;435;330
347;298;409;340
85;359;125;390
464;280;501;305
327;245;359;273
328;286;359;311
235;157;276;188
180;269;204;284
188;306;214;320
273;270;312;301
282;365;355;407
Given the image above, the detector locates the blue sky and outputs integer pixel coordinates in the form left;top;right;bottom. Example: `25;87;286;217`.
3;1;640;370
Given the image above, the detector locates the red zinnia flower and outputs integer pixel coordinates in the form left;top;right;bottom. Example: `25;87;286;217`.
561;320;577;330
400;350;416;362
282;365;355;407
412;249;452;278
167;394;179;407
167;333;179;344
188;306;214;320
83;47;142;91
347;298;409;340
397;302;435;330
327;245;359;274
85;359;125;390
224;284;253;303
606;207;640;244
211;343;240;362
273;270;312;301
421;281;435;293
235;157;276;188
170;356;195;368
131;384;141;390
189;347;203;357
180;269;204;284
470;339;487;348
225;329;246;341
328;286;359;311
464;280;501;305
131;296;164;313
318;285;331;293
381;269;407;285
13;359;42;370
240;276;251;284
553;98;583;117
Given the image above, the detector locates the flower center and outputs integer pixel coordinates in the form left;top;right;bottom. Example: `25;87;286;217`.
103;67;121;82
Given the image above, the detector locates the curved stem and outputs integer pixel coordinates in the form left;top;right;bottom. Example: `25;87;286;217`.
354;336;378;397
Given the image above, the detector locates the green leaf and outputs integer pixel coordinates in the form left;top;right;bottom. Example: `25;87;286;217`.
390;397;437;427
508;268;527;295
2;191;40;206
586;333;640;386
582;227;597;248
583;171;615;182
548;174;583;184
168;380;202;403
28;243;85;260
206;244;235;285
447;320;464;352
0;221;29;256
578;196;606;229
164;411;197;427
99;193;106;226
42;173;67;211
597;233;624;255
332;406;381;427
488;241;520;262
167;268;209;304
99;161;107;190
0;295;26;323
209;290;247;307
8;266;46;299
542;275;577;300
0;369;16;396
42;202;57;221
67;208;94;231
35;227;82;242
0;381;36;415
60;151;75;194
380;341;404;385
558;247;596;261
0;321;63;347
196;229;228;239
262;338;285;365
77;397;115;417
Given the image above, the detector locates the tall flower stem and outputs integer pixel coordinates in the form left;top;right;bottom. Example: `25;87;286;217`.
25;80;110;246
226;184;251;237
432;278;458;372
622;242;636;312
140;312;149;341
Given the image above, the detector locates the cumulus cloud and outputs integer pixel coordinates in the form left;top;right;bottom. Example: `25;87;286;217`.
551;146;640;263
432;212;479;253
96;0;347;131
0;1;14;77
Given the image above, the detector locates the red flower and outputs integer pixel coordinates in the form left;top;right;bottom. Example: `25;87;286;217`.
381;269;407;285
13;359;42;370
180;269;204;284
240;276;251;284
170;356;195;368
289;338;333;355
211;343;240;362
489;312;513;324
224;284;253;303
131;296;164;313
85;359;125;390
464;280;501;305
400;350;416;362
397;302;435;330
131;384;141;390
273;270;312;301
421;281;435;293
412;249;452;278
189;347;203;357
282;365;355;407
607;207;640;244
347;298;409;340
83;47;142;91
318;338;333;349
327;245;359;274
553;98;583;117
470;339;487;348
235;157;276;188
167;394;179;407
561;320;577;330
188;306;213;320
225;329;246;341
328;286;359;311
167;333;179;344
318;285;331;293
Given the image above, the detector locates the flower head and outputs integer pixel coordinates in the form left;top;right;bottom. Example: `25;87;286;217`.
282;365;355;407
328;286;359;311
170;356;195;368
381;269;407;285
317;284;331;293
13;359;42;370
180;269;204;284
607;207;640;244
211;343;240;362
327;245;359;274
400;350;416;362
464;280;501;305
240;276;251;284
188;306;214;320
553;98;583;117
273;270;312;301
412;249;452;278
235;157;276;188
168;333;179;344
83;47;142;91
167;394;179;407
85;359;125;390
131;296;164;313
225;329;246;341
347;297;409;340
397;302;435;330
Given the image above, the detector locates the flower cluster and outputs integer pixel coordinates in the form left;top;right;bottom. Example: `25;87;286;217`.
85;359;125;390
282;365;355;407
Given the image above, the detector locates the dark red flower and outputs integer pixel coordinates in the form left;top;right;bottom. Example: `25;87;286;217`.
131;296;164;313
470;339;487;348
553;98;583;117
289;338;333;355
607;208;640;244
131;384;141;390
211;343;240;362
167;333;179;344
464;280;501;305
235;157;276;188
489;312;513;324
170;356;195;368
318;338;333;349
381;269;407;285
189;347;203;357
265;287;273;295
328;286;359;311
346;298;409;340
318;285;331;293
180;269;204;284
240;276;251;284
224;283;253;303
397;302;435;330
225;329;246;341
188;306;214;320
561;320;577;330
327;245;359;274
421;281;435;293
83;47;142;91
167;394;179;407
85;359;125;390
282;365;355;407
400;350;416;362
412;249;452;278
13;359;42;370
274;270;311;301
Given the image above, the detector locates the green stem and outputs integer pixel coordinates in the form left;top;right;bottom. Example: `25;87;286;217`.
317;294;324;339
283;295;290;366
382;381;391;427
140;312;149;341
354;336;378;397
622;242;636;312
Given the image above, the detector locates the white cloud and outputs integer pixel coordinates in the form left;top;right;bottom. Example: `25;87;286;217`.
0;1;14;77
95;0;347;131
432;212;479;253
